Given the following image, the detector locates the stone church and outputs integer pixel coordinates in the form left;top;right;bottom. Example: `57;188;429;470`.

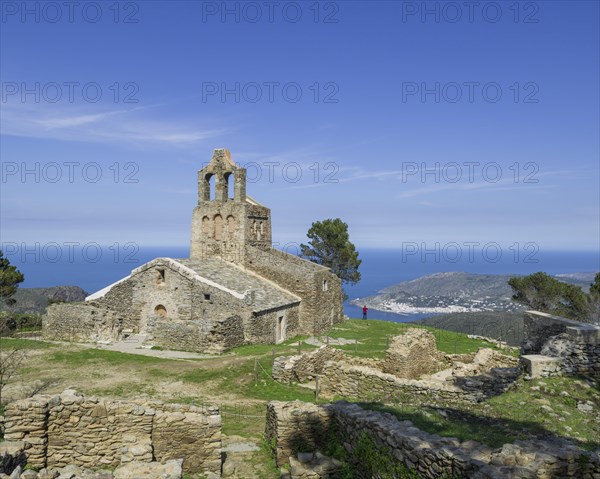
43;149;344;353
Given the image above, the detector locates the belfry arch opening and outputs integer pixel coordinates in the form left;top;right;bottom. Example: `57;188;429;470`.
224;172;234;201
202;173;216;201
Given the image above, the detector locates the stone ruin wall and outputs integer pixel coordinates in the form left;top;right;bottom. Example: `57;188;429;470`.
320;360;480;404
43;302;118;343
2;390;221;476
272;331;519;405
266;400;600;479
381;328;448;379
272;346;347;383
521;311;600;379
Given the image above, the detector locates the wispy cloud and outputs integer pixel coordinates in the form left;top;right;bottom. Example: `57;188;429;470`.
0;103;226;147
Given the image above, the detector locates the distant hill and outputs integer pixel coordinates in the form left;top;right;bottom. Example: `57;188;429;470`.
1;286;88;314
351;271;597;315
411;311;525;346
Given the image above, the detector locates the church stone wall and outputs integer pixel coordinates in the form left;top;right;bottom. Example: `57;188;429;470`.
245;305;300;344
130;264;249;325
244;246;344;336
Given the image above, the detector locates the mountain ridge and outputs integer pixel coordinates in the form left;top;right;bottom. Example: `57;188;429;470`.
351;271;596;315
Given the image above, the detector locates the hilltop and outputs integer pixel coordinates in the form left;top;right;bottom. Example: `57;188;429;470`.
0;286;88;314
351;271;596;315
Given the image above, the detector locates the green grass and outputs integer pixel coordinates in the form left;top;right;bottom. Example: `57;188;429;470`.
0;337;55;350
325;319;517;359
229;335;315;357
363;402;523;448
358;375;600;450
487;376;600;450
49;348;167;366
180;356;315;403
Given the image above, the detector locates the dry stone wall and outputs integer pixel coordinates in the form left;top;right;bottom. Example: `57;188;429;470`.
2;390;221;476
265;401;333;467
320;360;479;404
382;329;447;379
43;302;117;343
267;400;600;479
521;311;600;379
273;333;519;404
272;346;346;383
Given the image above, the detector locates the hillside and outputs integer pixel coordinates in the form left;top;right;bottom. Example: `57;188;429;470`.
1;286;88;314
351;271;597;315
411;311;525;346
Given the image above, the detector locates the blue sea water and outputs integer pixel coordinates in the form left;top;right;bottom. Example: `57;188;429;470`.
7;246;599;323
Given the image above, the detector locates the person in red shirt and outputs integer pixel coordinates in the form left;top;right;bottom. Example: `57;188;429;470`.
362;305;368;320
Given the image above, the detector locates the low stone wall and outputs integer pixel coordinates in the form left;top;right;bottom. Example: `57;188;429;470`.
2;390;221;476
272;346;346;383
521;311;600;378
266;400;600;478
42;302;117;343
319;361;479;404
265;401;333;467
273;340;518;405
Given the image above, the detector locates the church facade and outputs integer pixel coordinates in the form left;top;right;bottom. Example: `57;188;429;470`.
43;149;344;353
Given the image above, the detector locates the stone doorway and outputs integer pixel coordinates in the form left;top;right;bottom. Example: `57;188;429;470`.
276;316;286;343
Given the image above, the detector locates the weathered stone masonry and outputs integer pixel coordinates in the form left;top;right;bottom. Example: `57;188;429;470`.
266;400;600;479
520;311;600;379
2;390;221;476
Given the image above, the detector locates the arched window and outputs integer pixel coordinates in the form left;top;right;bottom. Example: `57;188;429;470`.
203;173;215;201
202;216;210;235
207;174;216;201
224;172;234;201
154;304;167;318
214;214;223;240
227;215;236;239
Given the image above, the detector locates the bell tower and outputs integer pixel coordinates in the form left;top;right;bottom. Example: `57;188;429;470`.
190;149;272;262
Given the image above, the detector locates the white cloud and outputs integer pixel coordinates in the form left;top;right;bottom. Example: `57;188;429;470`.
0;103;225;147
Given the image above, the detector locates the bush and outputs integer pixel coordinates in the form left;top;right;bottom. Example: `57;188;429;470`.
0;314;42;336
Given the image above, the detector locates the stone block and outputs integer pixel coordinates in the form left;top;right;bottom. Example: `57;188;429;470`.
521;355;563;379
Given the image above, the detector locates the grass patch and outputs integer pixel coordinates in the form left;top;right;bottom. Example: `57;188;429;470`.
359;375;600;450
487;376;600;450
229;335;315;358
49;348;167;366
0;337;55;350
363;402;522;448
181;357;315;403
326;319;516;359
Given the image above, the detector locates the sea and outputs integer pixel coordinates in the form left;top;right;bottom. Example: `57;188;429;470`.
7;246;599;323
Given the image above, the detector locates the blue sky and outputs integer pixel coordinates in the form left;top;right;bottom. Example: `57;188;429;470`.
1;0;599;258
